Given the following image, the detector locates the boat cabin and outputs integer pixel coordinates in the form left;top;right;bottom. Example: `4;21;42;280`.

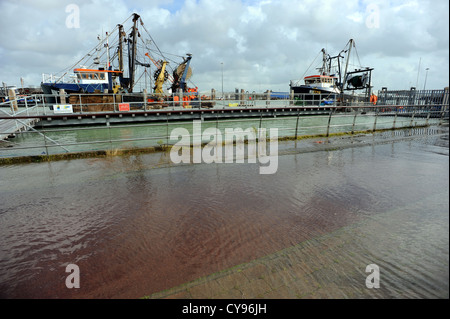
74;68;111;84
304;75;337;88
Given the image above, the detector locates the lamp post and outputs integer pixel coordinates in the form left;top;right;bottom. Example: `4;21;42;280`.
221;62;224;100
423;68;429;91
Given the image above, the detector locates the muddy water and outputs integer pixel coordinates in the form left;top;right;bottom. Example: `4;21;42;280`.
0;127;448;298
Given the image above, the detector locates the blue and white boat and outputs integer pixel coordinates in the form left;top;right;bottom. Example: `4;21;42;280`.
41;67;122;94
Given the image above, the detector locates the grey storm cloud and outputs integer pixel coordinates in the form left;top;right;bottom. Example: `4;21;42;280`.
0;0;448;93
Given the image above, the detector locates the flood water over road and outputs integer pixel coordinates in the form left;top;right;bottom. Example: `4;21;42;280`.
0;126;448;298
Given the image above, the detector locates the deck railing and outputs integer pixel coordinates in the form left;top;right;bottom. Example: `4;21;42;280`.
1;90;449;113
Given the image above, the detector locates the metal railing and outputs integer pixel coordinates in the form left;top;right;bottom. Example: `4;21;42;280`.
1;96;448;158
0;93;448;157
2;92;448;116
378;88;449;106
2;91;376;114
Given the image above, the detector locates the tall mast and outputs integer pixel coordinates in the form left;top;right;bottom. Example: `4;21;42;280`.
329;52;343;89
321;48;327;75
128;13;140;93
342;39;354;91
118;24;124;73
106;31;110;69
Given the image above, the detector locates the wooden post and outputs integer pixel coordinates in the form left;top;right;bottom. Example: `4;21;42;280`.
60;89;66;104
8;89;18;112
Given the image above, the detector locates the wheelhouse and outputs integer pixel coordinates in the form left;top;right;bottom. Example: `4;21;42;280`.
74;68;109;84
304;75;337;86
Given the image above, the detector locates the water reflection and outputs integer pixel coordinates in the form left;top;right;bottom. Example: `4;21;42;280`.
0;127;448;298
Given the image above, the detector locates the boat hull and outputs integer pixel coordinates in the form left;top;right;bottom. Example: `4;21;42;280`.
290;85;339;105
41;82;110;94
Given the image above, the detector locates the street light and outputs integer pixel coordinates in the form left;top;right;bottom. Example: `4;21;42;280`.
423;68;429;90
221;62;224;99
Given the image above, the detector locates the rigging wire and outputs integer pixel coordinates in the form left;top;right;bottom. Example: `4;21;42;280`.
52;14;135;82
48;13;196;93
293;49;322;86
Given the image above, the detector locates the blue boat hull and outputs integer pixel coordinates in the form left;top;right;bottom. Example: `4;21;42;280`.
41;82;110;94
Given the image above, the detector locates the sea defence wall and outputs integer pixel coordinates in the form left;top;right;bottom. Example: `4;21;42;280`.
0;88;448;161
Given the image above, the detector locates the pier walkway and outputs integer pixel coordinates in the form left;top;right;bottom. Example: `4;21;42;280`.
1;92;447;129
0;117;41;140
0;99;42;140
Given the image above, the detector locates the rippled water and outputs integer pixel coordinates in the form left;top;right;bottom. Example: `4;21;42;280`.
0;126;448;298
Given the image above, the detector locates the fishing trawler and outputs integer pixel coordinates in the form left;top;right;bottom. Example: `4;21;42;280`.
41;13;197;100
289;39;374;105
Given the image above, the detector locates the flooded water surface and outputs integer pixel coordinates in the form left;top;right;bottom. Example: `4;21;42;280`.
0;126;448;298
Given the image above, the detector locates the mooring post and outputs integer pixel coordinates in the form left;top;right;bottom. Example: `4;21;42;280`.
8;89;18;112
60;89;66;104
79;94;83;114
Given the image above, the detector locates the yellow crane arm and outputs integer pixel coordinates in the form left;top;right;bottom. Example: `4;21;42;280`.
145;52;174;83
154;61;168;95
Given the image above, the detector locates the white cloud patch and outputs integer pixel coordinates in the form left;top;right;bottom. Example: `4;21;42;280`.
0;0;448;93
227;28;247;53
346;12;364;23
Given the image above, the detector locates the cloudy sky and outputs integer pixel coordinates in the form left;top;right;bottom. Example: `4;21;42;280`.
0;0;448;94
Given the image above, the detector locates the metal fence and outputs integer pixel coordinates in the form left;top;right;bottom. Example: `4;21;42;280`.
378;88;449;106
